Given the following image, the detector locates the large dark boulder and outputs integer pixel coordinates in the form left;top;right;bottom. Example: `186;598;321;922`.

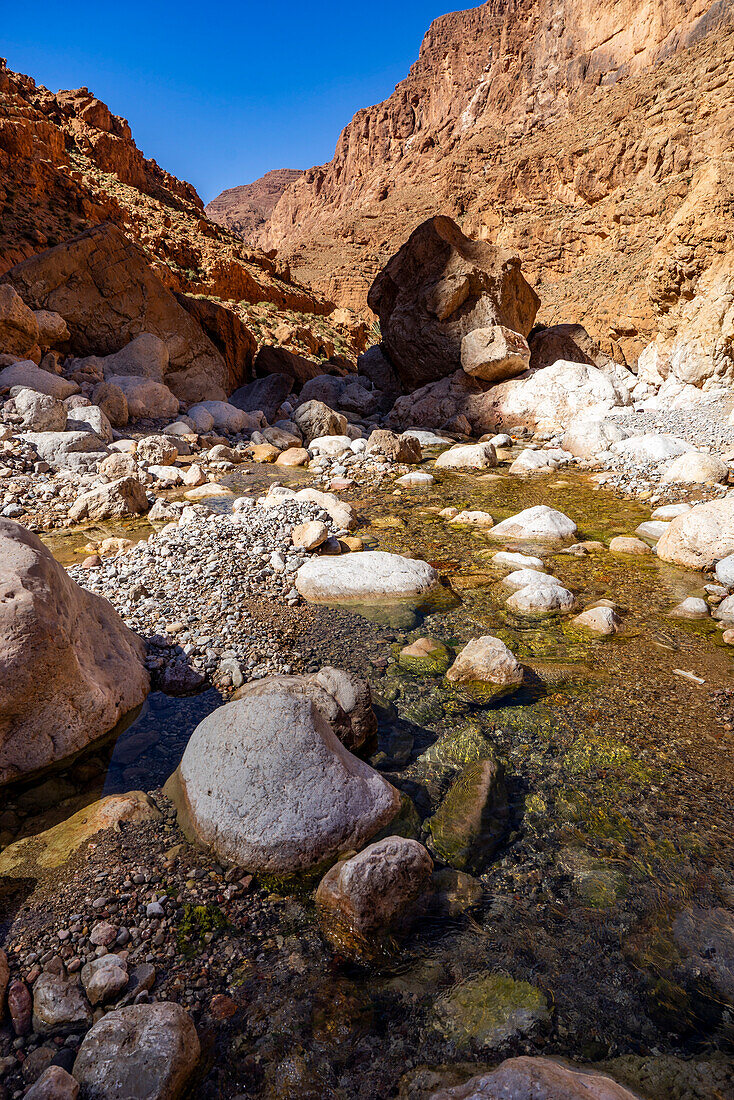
229;373;293;421
367;216;540;390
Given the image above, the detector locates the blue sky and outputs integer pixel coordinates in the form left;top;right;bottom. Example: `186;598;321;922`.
3;1;465;202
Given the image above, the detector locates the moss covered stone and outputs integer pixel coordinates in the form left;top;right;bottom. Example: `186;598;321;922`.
397;637;453;675
428;756;509;873
434;972;550;1048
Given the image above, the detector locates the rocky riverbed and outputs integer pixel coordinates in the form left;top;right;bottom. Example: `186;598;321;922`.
2;441;734;1100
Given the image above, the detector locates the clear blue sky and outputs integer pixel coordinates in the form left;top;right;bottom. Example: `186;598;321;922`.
3;1;466;203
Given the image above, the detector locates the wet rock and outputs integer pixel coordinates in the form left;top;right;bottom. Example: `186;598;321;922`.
316;836;433;961
73;1002;200;1100
32;972;92;1035
435;443;497;470
433;974;550;1049
294;399;347;444
8;978;32;1036
81;954;129;1006
428;1056;641;1099
657;499;734;570
506;583;575;615
428;756;508;873
445;636;523;699
449;510;494;527
296;550;439;603
557;847;626;907
673;907;734;1007
68;475;149;522
396;470;435;487
492;550;544;571
0;793;160;875
0;522;149;785
13;388;67;431
0;949;7;1021
398;637;453;675
501;568;561;591
461;324;530;382
573;607;621;634
490;505;577;542
24;1065;80;1100
430;867;483;917
165;690;400;874
669;597;710;620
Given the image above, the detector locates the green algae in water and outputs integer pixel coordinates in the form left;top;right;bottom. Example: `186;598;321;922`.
176;902;227;957
434;973;550;1048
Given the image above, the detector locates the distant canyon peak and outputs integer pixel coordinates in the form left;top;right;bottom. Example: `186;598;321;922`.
207;0;734;365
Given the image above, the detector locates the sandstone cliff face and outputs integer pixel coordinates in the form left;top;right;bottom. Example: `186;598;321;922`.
0;61;325;314
206;169;304;242
259;0;734;364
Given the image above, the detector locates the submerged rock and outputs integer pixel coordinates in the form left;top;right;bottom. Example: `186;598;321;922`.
428;756;509;873
315;836;433;961
428;1056;641;1098
398;637;453;675
165;690;400;874
573;607;621;634
506;583;575;615
433;974;550;1049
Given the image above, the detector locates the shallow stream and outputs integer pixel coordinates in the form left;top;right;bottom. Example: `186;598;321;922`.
5;461;734;1097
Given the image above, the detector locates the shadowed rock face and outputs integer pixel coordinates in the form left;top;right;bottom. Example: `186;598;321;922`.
257;1;733;365
368;216;539;390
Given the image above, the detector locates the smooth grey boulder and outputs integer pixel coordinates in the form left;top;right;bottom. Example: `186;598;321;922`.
296;551;439;604
230;372;293;421
73;1002;200;1100
293;399;347;444
428;1056;642;1099
233;667;377;753
20;430;108;468
490;506;577;543
0;360;79;398
506;583;575;614
715;554;734;588
165;691;400;874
